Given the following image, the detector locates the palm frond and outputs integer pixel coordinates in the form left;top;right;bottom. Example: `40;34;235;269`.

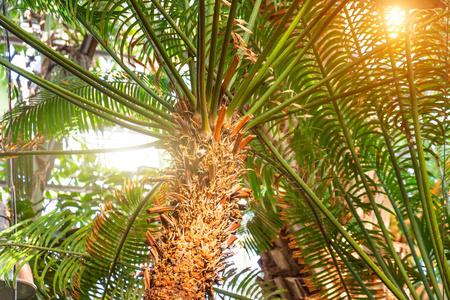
1;72;173;141
0;175;163;299
217;267;286;300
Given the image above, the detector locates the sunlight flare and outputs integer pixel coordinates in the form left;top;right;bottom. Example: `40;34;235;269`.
384;6;405;38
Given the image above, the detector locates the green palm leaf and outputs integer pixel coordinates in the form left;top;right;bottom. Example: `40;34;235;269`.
1;73;173;141
0;176;162;299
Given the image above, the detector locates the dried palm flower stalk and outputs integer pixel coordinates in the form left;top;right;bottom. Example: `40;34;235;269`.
143;106;252;300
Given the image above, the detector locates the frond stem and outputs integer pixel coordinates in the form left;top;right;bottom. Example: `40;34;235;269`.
213;287;254;300
331;86;417;300
0;15;175;129
246;10;449;128
227;0;307;116
379;173;440;299
140;0;230;116
380;21;442;300
261;75;406;123
269;1;339;72
329;240;376;300
205;0;221;110
405;11;450;288
246;35;401;129
246;1;349;117
148;0;196;54
226;0;263;96
72;11;173;111
331;175;401;293
128;0;197;107
241;0;339;109
299;188;353;299
210;0;238;119
347;6;439;297
188;56;198;98
197;0;210;133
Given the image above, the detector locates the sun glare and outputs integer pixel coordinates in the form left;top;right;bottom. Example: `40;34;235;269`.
384;6;405;39
70;130;166;172
99;132;164;172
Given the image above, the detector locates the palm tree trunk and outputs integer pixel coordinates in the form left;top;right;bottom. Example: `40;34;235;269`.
143;108;253;299
257;226;320;300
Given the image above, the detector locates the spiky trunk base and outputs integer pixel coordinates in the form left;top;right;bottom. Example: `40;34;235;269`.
143;108;253;299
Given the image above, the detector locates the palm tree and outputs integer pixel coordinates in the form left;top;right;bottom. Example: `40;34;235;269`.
0;0;449;299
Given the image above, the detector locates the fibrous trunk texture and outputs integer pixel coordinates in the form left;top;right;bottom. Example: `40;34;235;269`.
257;226;320;300
143;106;253;299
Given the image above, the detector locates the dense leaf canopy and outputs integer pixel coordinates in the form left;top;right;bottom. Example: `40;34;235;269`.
0;0;449;299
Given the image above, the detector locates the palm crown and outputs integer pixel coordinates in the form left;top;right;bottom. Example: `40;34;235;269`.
0;0;449;299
